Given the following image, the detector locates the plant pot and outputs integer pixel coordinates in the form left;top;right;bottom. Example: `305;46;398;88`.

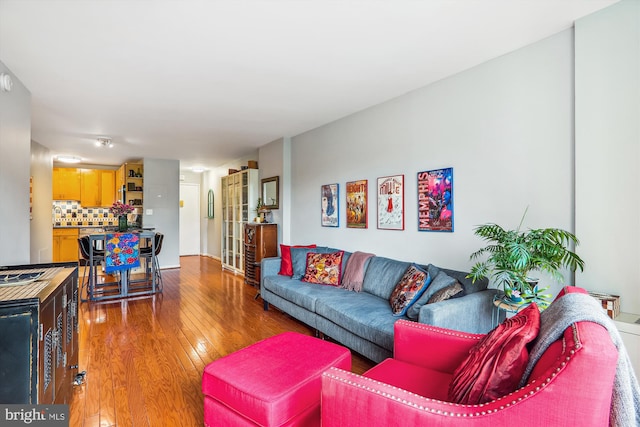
503;285;523;303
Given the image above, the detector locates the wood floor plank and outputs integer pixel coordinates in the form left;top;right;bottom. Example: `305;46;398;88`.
70;256;375;426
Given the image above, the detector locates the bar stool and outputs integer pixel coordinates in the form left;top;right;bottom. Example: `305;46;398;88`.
140;233;164;291
78;236;105;301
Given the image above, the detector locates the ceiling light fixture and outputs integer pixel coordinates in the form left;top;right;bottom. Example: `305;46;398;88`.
96;137;113;148
192;167;205;173
56;155;82;164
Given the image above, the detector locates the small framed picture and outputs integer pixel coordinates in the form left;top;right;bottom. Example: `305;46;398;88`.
346;180;368;228
321;183;339;227
377;175;404;230
417;167;453;232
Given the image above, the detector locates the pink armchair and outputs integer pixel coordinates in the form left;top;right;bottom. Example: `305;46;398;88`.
322;288;619;426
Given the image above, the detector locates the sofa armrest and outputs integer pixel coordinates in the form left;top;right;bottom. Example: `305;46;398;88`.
260;257;281;281
393;320;483;372
418;289;497;334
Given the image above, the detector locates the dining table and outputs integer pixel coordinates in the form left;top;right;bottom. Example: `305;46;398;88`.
86;229;160;302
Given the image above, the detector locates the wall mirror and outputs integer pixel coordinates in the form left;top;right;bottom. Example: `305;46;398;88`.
261;176;279;209
207;189;214;218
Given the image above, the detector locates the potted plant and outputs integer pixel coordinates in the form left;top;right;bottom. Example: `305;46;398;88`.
467;209;584;309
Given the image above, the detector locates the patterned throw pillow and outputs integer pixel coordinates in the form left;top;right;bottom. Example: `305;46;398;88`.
302;251;345;286
427;282;464;304
448;303;540;404
388;264;431;316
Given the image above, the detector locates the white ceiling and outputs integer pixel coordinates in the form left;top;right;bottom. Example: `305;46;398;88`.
0;0;618;171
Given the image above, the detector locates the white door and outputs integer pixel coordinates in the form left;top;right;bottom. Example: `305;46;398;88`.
179;183;200;256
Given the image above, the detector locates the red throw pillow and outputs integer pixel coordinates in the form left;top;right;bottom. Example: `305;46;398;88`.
278;244;316;276
448;303;540;404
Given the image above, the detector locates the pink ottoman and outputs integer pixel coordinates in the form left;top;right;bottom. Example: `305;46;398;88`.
202;332;351;427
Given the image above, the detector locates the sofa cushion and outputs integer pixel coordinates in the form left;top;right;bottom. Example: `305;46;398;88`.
302;251;345;286
290;246;331;280
315;292;399;350
389;264;431;316
279;244;316;276
263;276;348;312
448;302;540;404
406;268;458;320
362;257;411;300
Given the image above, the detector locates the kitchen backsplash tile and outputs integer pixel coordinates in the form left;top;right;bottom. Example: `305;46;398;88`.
53;201;119;227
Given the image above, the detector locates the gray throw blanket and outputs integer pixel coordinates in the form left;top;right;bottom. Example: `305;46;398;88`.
519;292;640;427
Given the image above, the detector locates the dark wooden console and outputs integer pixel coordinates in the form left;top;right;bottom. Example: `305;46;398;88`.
0;263;79;404
244;223;277;288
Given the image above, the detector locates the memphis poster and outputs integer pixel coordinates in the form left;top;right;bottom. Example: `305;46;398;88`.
417;168;453;232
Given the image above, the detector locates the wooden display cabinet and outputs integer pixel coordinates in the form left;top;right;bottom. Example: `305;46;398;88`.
243;223;277;287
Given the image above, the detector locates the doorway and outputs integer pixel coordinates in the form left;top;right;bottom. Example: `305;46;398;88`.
179;183;200;256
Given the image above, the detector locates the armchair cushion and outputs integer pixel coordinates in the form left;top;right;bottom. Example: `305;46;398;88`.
363;358;452;401
448;302;540;404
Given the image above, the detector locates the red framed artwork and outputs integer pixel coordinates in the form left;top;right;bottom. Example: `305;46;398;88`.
377;175;404;230
346;180;368;228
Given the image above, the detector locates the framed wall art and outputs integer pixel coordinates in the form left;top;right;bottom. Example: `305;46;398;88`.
417;167;453;232
346;179;368;228
321;183;339;227
377;175;404;230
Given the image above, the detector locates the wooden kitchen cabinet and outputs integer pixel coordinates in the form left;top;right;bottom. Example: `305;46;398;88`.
53;228;79;262
80;169;115;207
0;264;79;404
52;168;81;201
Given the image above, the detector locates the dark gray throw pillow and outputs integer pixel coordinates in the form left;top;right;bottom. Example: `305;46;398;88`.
406;268;457;320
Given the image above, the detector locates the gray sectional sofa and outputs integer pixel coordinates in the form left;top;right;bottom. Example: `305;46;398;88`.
260;248;498;363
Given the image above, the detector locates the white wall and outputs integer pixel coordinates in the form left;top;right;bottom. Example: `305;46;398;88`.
289;30;576;297
0;60;31;265
143;158;180;269
259;137;288;246
575;0;640;314
30;140;53;263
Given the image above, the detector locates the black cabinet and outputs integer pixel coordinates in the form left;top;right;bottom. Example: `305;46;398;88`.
0;263;78;404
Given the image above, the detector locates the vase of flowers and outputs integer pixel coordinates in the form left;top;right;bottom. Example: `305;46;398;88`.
109;201;134;231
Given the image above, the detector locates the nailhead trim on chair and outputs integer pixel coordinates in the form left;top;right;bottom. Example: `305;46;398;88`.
399;320;483;341
323;344;579;418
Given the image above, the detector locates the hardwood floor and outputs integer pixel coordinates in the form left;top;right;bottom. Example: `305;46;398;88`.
70;256;375;426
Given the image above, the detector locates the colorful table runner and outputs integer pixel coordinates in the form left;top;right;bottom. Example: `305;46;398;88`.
105;233;140;273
